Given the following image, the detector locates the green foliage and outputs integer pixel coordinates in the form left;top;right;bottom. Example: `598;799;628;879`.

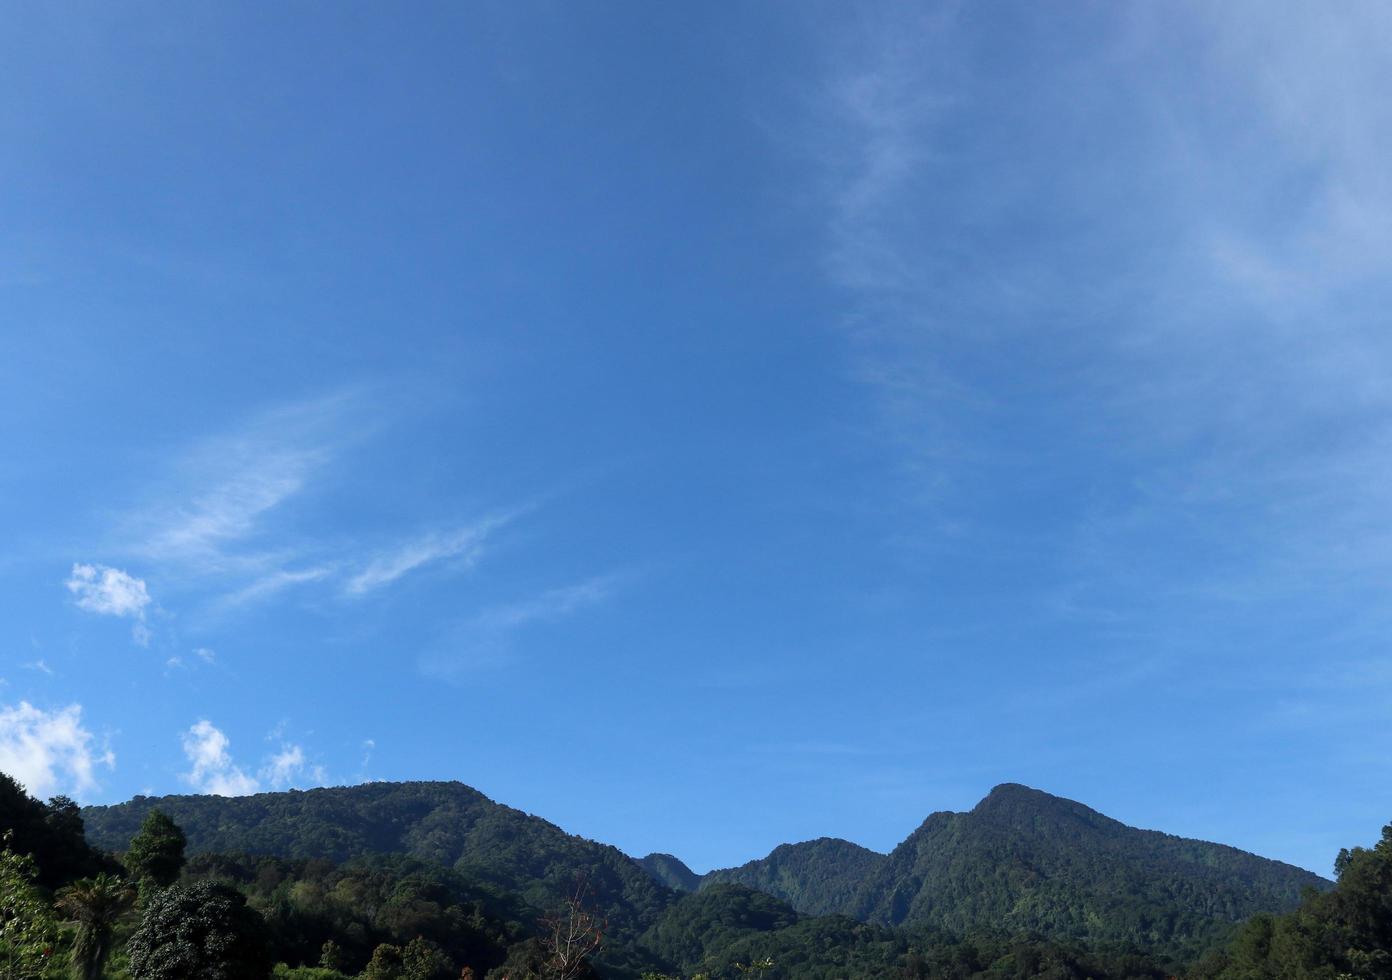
1195;822;1392;980
122;812;185;890
55;872;135;980
363;942;405;980
402;936;454;980
179;851;527;978
319;939;348;971
84;783;670;946
701;839;885;917
0;841;60;980
73;778;1335;979
126;879;273;980
846;784;1328;960
640;885;798;974
84;782;674;977
0;775;111;890
272;966;350;980
638;856;701;894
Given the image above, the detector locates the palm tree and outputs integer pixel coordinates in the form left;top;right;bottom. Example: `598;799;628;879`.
54;874;135;980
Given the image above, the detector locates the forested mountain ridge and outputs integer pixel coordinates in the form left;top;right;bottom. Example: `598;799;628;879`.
695;783;1329;957
639;852;701;893
81;779;1331;965
852;783;1329;954
700;837;887;916
6;770;1380;979
81;780;673;954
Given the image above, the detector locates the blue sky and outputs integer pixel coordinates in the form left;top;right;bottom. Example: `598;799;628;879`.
3;1;1391;877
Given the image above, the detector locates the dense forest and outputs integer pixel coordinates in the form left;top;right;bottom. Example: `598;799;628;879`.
0;773;1368;980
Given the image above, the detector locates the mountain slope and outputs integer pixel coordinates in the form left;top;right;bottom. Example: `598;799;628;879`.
639;852;701;892
700;837;886;916
83;780;1332;965
851;783;1330;956
81;780;672;951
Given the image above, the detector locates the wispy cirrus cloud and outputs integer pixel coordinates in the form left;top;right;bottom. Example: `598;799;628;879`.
0;701;113;799
91;393;528;625
471;575;618;631
210;566;335;615
344;513;515;597
126;395;350;572
420;573;621;680
803;2;1392;614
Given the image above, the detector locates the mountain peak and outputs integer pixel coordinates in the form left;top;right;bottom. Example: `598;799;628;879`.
639;852;701;892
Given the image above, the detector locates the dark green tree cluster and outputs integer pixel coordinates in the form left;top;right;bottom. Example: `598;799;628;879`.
1193;823;1392;980
179;851;531;976
126;879;273;979
81;782;671;958
0;774;114;889
635;884;1171;980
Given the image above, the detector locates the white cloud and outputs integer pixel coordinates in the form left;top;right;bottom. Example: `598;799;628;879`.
0;702;113;799
259;744;303;788
345;515;513;596
131;397;353;569
181;720;259;797
472;575;618;631
66;563;151;618
194;647;216;664
212;566;333;613
258;743;325;790
181;720;327;795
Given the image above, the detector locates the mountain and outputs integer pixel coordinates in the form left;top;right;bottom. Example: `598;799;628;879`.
81;780;672;964
639;852;701;892
83;779;1331;966
855;783;1328;949
702;784;1330;959
700;837;886;916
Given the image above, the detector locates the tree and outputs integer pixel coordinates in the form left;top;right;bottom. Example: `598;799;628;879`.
0;837;58;980
538;878;605;980
126;880;272;980
123;811;185;889
319;940;348;972
364;943;404;980
55;873;135;980
402;937;453;980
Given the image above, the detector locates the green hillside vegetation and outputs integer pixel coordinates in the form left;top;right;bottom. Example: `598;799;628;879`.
0;773;115;888
1191;821;1392;980
696;784;1329;961
701;838;886;917
81;781;672;955
0;774;1331;979
850;784;1329;957
640;884;799;970
639;854;701;893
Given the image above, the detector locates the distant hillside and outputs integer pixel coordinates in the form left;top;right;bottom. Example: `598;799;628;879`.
701;837;886;916
84;779;1331;965
702;784;1329;959
640;852;701;892
858;784;1329;954
81;780;672;959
